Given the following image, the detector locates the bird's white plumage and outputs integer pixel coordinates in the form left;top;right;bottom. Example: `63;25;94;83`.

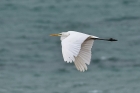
74;39;94;71
50;31;117;72
61;31;94;72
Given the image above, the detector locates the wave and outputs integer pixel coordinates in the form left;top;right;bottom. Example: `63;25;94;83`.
104;16;140;22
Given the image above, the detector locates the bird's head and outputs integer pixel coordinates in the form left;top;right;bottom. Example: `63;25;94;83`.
50;32;70;37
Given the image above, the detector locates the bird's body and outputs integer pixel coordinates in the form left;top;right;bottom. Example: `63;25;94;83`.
50;31;117;72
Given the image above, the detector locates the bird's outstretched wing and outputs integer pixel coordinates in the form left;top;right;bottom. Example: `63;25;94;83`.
61;31;90;63
61;31;94;72
74;39;94;72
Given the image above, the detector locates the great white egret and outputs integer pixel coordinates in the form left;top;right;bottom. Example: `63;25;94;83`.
50;31;117;72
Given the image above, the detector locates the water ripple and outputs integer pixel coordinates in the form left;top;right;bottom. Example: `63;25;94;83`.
104;16;140;22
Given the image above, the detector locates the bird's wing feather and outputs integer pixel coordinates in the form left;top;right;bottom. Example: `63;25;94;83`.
74;39;94;72
61;31;90;63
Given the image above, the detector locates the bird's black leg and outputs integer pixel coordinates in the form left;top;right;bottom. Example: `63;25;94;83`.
94;38;118;41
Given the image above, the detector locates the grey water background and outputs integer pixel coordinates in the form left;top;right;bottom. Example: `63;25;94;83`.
0;0;140;93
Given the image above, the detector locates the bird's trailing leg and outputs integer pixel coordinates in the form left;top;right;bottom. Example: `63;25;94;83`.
94;38;118;41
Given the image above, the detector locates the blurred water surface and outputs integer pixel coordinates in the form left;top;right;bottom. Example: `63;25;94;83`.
0;0;140;93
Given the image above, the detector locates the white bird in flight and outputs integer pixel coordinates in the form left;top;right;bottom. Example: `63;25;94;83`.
50;31;117;72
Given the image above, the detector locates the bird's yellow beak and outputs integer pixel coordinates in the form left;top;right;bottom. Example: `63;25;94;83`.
50;34;60;36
